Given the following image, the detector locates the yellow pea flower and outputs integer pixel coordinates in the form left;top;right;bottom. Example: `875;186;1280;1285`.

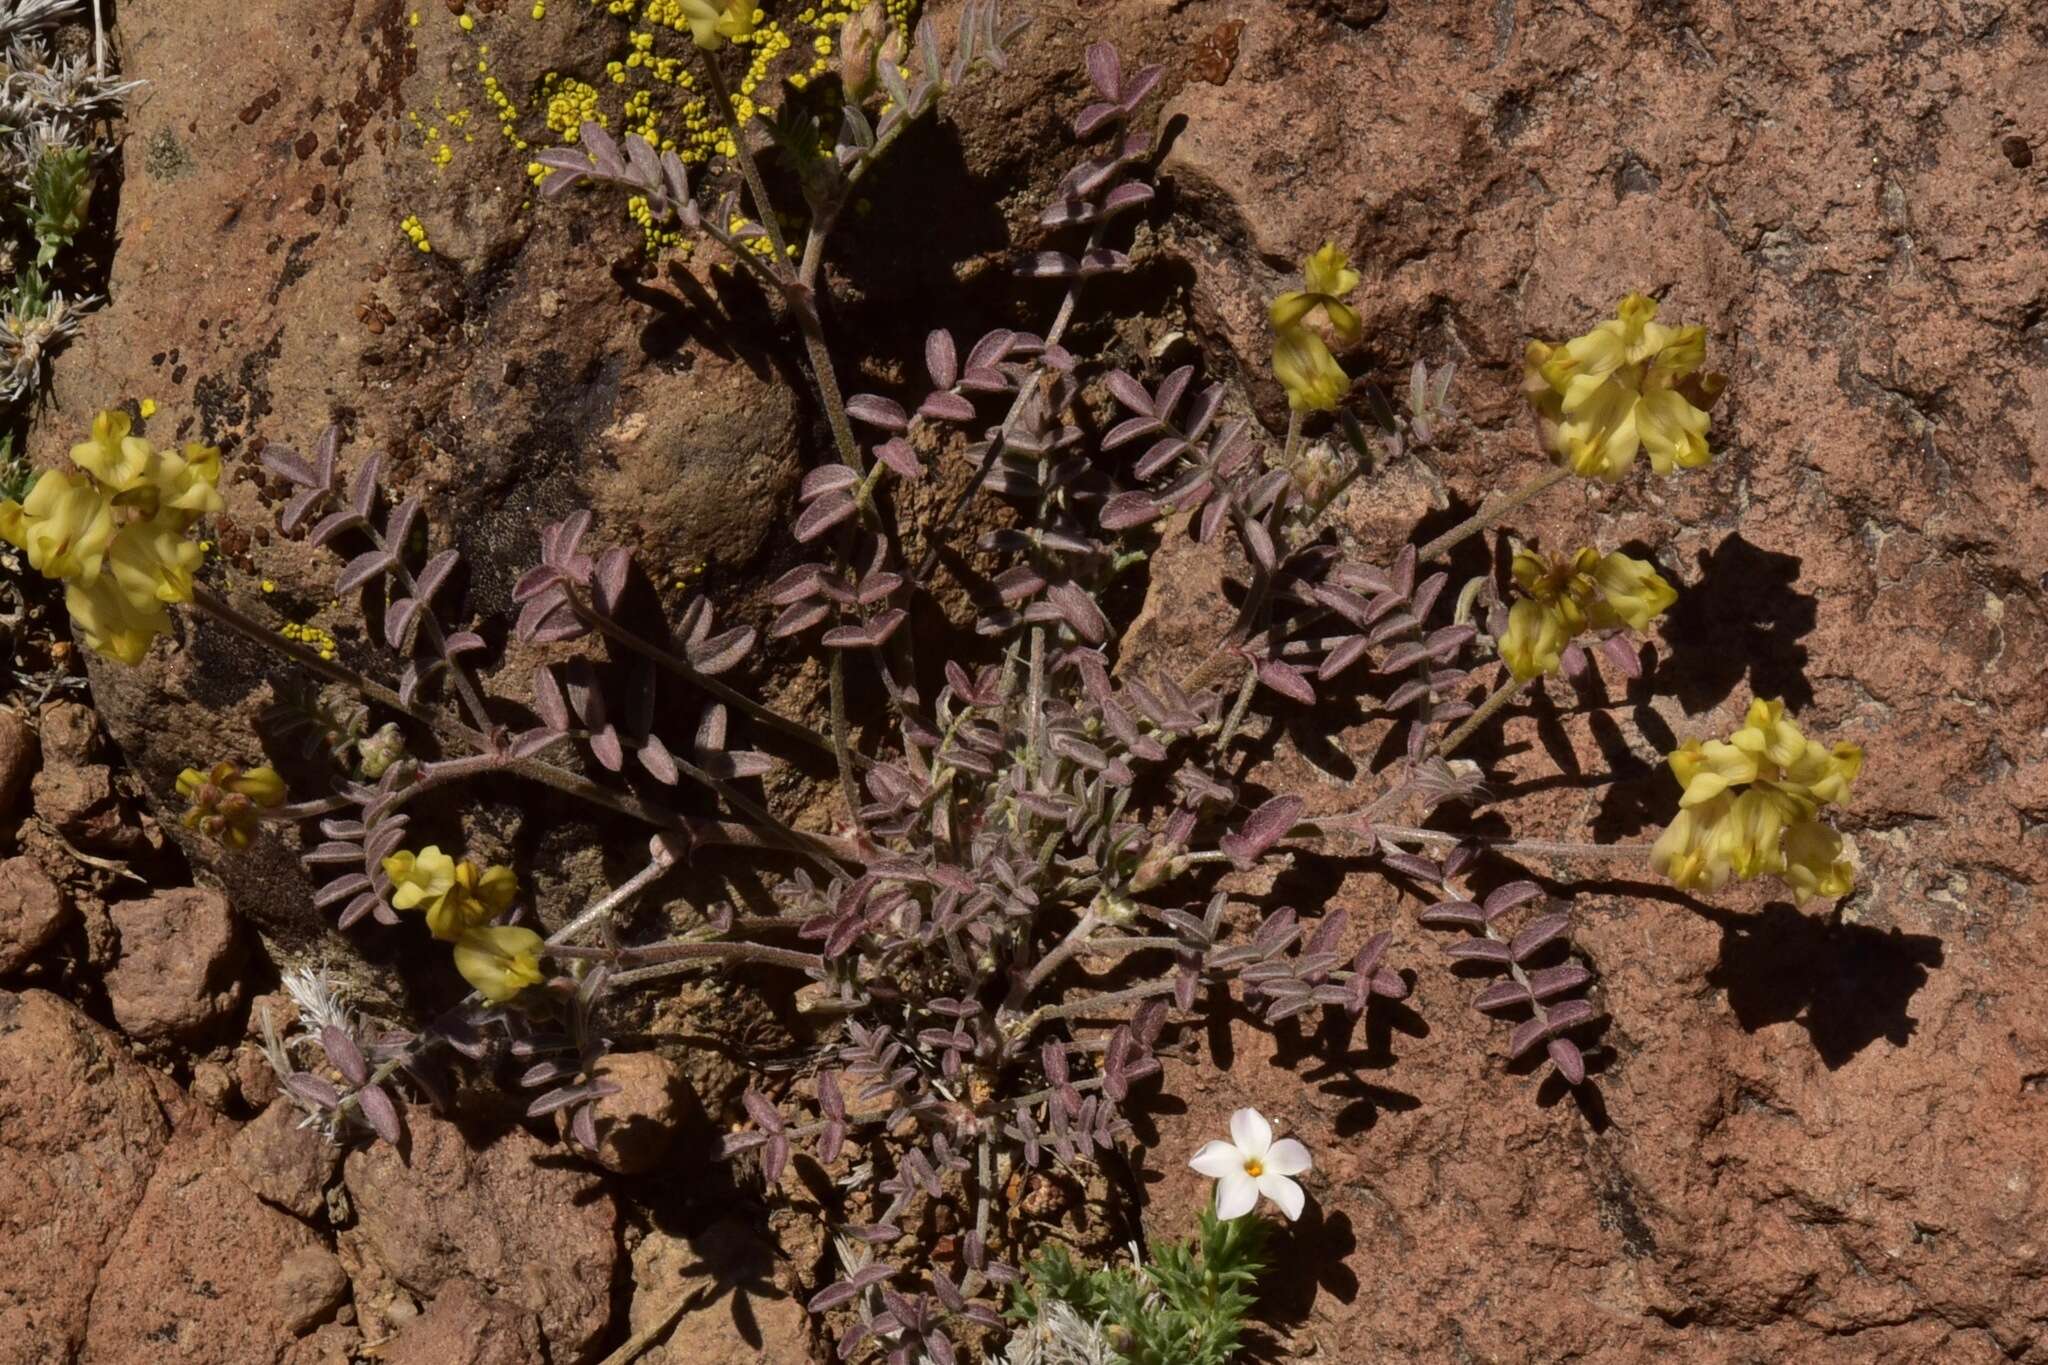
1782;820;1855;901
1524;293;1722;480
1272;323;1349;412
1;410;222;664
1653;698;1862;901
1269;243;1362;343
1668;737;1760;807
1586;550;1677;632
383;845;520;941
66;571;174;665
1649;794;1733;892
175;761;288;848
69;409;152;489
677;0;755;49
4;468;117;583
385;845;457;913
1511;547;1598;635
1499;597;1569;682
454;925;547;1003
1716;789;1788;879
1501;545;1677;680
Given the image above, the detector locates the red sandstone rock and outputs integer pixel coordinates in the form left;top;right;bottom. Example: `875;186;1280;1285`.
340;1110;618;1362
232;1097;343;1221
104;885;244;1041
81;1116;327;1364
0;856;70;975
378;1278;546;1365
0;990;172;1363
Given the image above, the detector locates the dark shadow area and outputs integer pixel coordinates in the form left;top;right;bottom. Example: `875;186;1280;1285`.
1705;902;1943;1068
1658;534;1817;712
1271;995;1428;1139
1247;1204;1360;1356
612;258;795;388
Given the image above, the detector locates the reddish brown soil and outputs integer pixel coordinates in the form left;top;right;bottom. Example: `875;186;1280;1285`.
3;0;2044;1362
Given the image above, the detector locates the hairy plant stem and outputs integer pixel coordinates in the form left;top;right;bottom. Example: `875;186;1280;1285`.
566;588;843;761
1415;463;1570;564
1370;824;1654;861
604;937;827;988
1015;906;1102;1002
829;651;864;830
1016;978;1178;1033
1215;668;1259;750
1025;624;1047;785
1437;673;1530;757
192;587;850;867
698;54;789;262
550;838;684;945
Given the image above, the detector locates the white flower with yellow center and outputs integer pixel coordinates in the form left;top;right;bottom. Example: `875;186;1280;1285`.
1188;1107;1312;1221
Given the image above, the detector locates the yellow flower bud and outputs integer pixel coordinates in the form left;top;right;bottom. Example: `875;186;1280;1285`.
175;761;287;847
454;925;547;1003
1500;598;1569;682
1272;324;1349;413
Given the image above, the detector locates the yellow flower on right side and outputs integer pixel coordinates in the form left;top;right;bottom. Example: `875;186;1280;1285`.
1523;293;1725;480
1650;698;1863;902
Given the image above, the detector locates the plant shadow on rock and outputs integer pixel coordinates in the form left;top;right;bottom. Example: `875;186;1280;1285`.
1705;901;1944;1069
615;258;799;389
1658;533;1817;713
1244;1202;1361;1360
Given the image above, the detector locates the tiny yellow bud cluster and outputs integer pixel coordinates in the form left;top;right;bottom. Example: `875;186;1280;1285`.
1269;243;1359;413
1523;293;1725;481
1498;546;1676;681
175;762;288;848
400;214;432;252
1651;699;1864;902
280;619;339;662
0;410;222;663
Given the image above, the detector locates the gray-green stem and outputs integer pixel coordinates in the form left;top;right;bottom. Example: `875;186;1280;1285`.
1437;673;1530;757
1415;463;1571;564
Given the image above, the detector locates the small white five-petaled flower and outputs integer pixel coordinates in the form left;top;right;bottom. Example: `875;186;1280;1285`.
1189;1107;1312;1221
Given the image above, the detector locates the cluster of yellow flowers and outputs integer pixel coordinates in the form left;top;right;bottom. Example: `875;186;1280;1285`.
1498;546;1677;681
1651;698;1863;902
1269;244;1358;413
175;762;287;848
1523;292;1724;481
383;845;546;1002
1;410;221;664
